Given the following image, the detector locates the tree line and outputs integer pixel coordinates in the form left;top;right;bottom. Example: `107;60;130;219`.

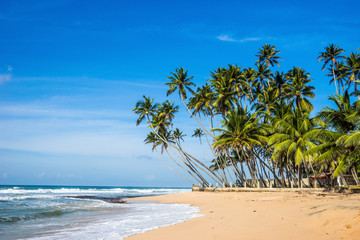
133;44;360;188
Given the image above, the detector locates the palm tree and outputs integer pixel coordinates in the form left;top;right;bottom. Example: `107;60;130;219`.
329;60;347;91
254;63;272;89
271;71;287;96
166;67;196;100
157;100;179;124
192;128;204;144
208;75;237;116
268;108;315;187
317;91;358;133
132;96;159;125
212;107;268;186
135;43;360;189
308;92;360;184
343;52;360;99
284;67;315;111
318;43;345;94
173;128;186;143
255;44;282;67
166;67;214;138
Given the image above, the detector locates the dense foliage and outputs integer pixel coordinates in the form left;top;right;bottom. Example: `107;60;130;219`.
133;44;360;188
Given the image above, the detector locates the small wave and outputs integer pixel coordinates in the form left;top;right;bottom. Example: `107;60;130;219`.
0;187;191;196
0;216;22;223
0;210;64;223
34;210;63;217
0;195;57;201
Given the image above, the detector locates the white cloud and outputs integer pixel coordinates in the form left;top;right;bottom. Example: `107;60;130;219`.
0;73;11;84
216;34;237;42
2;173;8;179
216;34;262;43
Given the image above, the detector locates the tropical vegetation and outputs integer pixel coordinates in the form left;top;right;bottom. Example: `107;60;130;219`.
133;44;360;188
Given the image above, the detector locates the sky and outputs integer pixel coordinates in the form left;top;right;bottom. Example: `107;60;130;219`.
0;0;359;187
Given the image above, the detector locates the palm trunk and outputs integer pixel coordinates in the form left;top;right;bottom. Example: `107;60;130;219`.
158;149;195;184
165;149;202;185
180;96;214;138
332;61;339;95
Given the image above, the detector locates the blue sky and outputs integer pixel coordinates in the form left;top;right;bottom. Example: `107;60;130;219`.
0;0;359;187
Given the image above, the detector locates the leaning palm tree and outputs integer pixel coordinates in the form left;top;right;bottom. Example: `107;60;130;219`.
157;100;179;125
212;107;268;186
166;67;196;100
255;44;282;67
132;96;159;125
318;43;345;95
192;128;204;144
166;67;214;137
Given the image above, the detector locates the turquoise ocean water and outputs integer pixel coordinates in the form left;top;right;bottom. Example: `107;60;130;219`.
0;185;199;240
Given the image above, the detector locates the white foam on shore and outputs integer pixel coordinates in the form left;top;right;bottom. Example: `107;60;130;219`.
0;187;190;196
26;201;201;240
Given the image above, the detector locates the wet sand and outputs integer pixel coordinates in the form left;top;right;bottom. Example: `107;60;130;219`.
125;191;360;240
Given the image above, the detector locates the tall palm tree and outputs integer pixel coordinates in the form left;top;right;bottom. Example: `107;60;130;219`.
271;71;287;97
284;67;315;111
192;128;204;144
308;92;360;184
343;52;360;99
166;67;196;100
255;44;282;67
208;75;237;116
132;96;159;125
166;67;214;138
254;63;272;89
157;100;179;124
212;107;267;185
318;43;345;94
268;108;315;187
317;91;359;133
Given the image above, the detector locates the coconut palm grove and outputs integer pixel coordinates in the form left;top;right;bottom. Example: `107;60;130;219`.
133;44;360;188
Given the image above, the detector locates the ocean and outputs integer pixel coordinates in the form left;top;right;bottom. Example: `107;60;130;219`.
0;185;200;240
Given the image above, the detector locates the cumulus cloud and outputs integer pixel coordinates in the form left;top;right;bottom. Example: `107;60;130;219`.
216;34;262;43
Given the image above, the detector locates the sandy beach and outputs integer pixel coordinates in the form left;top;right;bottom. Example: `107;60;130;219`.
126;191;360;240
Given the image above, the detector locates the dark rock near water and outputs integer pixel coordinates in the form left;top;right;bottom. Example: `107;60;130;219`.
68;196;127;204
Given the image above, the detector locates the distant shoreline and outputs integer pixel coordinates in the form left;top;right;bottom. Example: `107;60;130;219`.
126;191;360;240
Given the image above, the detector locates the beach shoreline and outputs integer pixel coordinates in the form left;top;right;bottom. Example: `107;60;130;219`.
125;191;360;240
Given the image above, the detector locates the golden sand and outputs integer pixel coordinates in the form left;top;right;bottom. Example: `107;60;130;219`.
125;191;360;240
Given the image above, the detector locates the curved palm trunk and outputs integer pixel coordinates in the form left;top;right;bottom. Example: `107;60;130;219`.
252;149;282;185
224;149;243;185
168;147;209;186
182;152;223;186
180;96;215;138
165;149;203;184
147;116;221;186
157;149;195;184
202;125;228;184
